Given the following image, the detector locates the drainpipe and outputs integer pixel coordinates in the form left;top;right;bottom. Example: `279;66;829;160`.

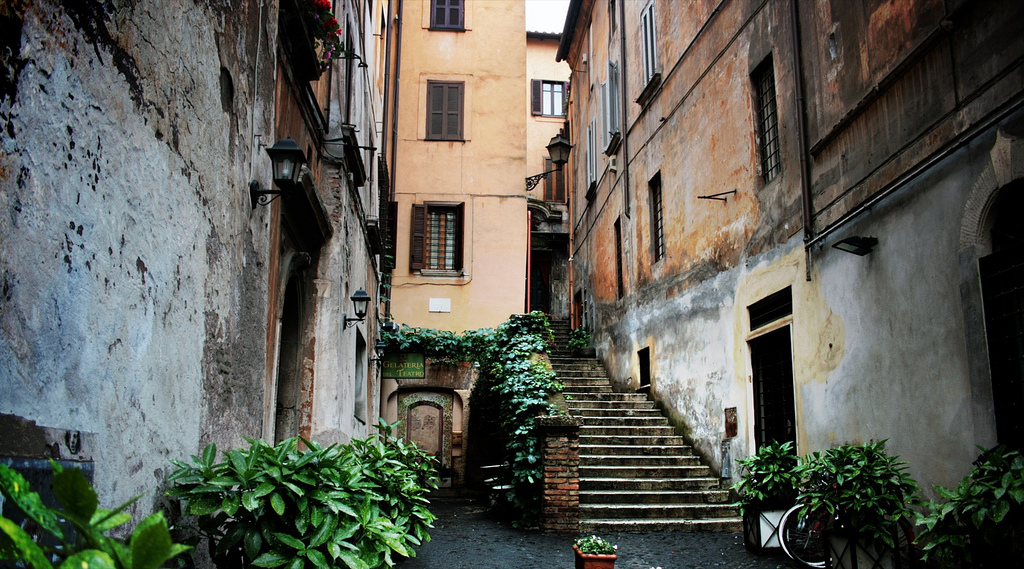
388;0;404;203
618;0;631;220
790;0;814;282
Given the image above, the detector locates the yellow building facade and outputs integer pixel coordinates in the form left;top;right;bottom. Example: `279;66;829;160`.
390;0;532;331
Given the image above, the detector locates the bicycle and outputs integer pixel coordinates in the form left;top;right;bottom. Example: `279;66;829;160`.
779;504;917;568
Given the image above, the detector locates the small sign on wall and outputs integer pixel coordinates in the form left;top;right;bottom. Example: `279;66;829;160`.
382;352;426;379
724;407;738;438
428;298;452;313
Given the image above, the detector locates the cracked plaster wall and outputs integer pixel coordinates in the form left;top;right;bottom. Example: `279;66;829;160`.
1;0;276;514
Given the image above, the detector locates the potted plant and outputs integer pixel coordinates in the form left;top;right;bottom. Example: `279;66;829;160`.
733;440;800;553
567;328;594;357
915;445;1024;568
797;440;920;569
573;535;617;569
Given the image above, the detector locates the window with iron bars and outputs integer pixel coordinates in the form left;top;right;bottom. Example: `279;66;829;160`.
754;58;781;184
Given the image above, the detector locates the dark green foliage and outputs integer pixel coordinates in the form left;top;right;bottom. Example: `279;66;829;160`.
566;328;590;351
732;440;800;513
380;325;494;366
796;440;920;549
469;312;561;526
0;461;190;569
915;445;1024;567
166;420;438;569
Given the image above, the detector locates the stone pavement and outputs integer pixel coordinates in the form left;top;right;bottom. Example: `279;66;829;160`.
397;492;801;569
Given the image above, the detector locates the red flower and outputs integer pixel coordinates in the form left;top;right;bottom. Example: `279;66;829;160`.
324;17;338;30
314;0;331;10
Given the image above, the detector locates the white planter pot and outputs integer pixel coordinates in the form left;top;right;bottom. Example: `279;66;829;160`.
743;508;786;552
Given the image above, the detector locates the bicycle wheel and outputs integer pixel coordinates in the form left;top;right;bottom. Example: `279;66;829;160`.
779;504;829;569
893;516;918;568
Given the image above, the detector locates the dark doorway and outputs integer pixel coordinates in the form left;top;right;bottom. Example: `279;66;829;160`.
638;347;652;390
530;251;552;313
750;327;796;447
980;188;1024;450
275;277;302;443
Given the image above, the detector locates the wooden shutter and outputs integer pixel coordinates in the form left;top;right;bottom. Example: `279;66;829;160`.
446;83;463;139
453;202;465;270
410;204;425;270
426;82;463;140
531;80;542;115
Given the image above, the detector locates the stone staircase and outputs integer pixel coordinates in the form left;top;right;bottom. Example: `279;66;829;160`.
548;320;742;532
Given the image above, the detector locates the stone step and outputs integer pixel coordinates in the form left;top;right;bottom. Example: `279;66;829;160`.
579;434;690;447
572;408;662;418
550;349;735;533
580;454;701;467
579;517;744;533
579;425;677;437
579;443;694;456
580;503;740;521
560;375;615;384
566;392;649;403
580;489;732;505
568;399;654;410
580;464;711;479
580;476;723;492
579;416;669;427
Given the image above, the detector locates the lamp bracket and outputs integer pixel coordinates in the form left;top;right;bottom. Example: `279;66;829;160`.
525;169;562;192
697;189;737;202
342;314;363;329
250;180;284;209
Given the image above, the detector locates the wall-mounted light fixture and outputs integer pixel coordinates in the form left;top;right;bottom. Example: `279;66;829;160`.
342;288;372;329
832;236;878;256
525;133;573;191
249;138;307;208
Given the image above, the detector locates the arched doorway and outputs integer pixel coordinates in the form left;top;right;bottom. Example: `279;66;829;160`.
979;185;1024;449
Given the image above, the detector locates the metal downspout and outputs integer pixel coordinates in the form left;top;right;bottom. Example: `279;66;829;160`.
388;0;404;203
618;0;631;219
790;0;814;282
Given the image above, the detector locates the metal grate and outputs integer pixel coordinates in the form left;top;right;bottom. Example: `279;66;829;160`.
649;174;665;262
750;328;796;447
427;209;457;270
755;59;781;184
749;287;793;330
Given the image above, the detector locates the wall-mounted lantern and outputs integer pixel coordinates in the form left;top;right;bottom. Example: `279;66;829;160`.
832;236;878;256
249;137;308;208
525;133;573;191
343;288;372;329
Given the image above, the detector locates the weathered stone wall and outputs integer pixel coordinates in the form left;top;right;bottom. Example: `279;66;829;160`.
562;0;1024;499
0;0;276;513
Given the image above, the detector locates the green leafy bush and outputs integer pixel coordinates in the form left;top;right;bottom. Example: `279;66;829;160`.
915;445;1024;567
566;328;590;351
0;461;190;569
469;312;561;526
796;440;919;549
732;440;800;513
380;325;494;366
166;420;437;569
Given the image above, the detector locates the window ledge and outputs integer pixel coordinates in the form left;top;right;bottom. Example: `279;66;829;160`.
635;72;662;108
419;269;465;278
585;181;597;202
603;132;622;156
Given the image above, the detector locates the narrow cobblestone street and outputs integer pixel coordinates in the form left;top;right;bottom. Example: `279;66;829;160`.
398;492;800;569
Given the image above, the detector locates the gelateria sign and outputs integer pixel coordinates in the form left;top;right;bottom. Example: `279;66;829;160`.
382;353;425;379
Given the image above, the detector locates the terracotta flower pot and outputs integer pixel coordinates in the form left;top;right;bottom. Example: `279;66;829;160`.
573;545;617;569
